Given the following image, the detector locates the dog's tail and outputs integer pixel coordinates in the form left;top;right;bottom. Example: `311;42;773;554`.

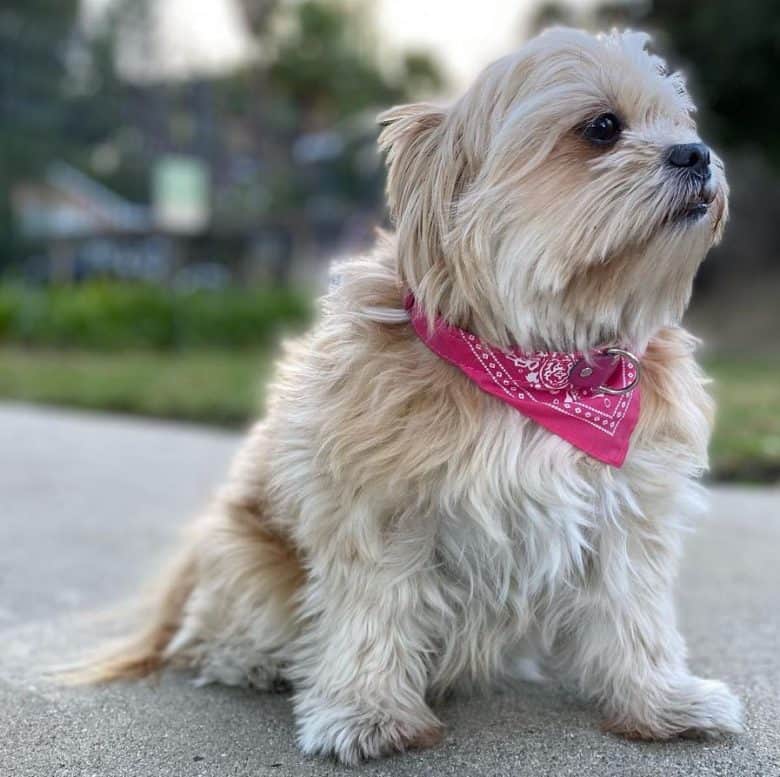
62;543;198;684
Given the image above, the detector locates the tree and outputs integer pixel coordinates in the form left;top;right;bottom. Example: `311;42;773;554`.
266;0;442;128
0;1;82;263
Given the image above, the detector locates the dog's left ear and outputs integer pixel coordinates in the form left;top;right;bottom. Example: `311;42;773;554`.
378;103;477;316
377;103;448;224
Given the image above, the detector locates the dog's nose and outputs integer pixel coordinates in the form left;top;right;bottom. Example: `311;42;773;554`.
667;143;711;177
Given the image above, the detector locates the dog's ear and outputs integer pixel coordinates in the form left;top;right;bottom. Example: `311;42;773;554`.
377;103;448;222
377;103;475;317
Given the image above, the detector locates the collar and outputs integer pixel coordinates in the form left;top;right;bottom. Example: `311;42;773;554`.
405;295;641;467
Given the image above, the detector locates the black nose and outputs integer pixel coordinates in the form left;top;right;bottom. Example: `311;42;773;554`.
667;143;711;176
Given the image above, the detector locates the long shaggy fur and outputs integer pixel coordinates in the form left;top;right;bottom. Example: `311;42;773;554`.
82;28;742;764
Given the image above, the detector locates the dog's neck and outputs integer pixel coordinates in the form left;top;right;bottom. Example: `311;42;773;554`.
417;274;694;357
395;232;704;357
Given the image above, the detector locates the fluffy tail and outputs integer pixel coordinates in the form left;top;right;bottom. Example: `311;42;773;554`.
63;544;197;684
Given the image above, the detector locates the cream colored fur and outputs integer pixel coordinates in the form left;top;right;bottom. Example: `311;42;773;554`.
86;28;742;763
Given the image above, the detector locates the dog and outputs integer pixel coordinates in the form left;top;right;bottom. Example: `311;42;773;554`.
83;27;742;764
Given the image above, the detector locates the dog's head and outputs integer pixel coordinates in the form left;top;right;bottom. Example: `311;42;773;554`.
379;28;728;351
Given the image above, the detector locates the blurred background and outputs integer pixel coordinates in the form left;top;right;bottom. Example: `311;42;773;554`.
0;0;777;482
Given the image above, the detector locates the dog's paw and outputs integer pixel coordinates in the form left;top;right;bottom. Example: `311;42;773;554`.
604;677;743;741
296;698;443;765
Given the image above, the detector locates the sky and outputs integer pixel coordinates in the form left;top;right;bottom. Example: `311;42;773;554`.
82;0;595;88
375;0;538;89
82;0;256;81
373;0;598;89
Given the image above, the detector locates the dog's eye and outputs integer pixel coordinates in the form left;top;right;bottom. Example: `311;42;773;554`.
583;113;621;146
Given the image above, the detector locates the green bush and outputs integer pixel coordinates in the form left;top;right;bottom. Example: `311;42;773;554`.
0;283;312;350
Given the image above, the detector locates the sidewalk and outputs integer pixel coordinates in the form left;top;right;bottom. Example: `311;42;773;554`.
1;403;778;776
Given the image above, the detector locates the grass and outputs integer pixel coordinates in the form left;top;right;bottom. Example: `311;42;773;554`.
0;346;273;427
708;360;780;482
0;347;777;482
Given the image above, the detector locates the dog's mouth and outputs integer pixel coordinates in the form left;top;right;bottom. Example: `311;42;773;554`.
670;180;717;223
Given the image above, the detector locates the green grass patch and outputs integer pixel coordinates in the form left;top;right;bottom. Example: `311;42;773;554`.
708;360;780;482
0;347;272;427
0;347;777;482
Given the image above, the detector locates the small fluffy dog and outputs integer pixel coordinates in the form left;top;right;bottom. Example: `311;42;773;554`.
86;28;742;763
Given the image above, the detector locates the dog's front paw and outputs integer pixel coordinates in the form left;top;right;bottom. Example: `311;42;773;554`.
604;677;743;741
296;697;443;765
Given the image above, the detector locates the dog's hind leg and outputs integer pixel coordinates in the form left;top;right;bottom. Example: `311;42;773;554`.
163;493;304;688
76;489;304;689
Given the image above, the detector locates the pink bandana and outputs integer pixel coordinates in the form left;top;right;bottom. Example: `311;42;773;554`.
406;297;641;467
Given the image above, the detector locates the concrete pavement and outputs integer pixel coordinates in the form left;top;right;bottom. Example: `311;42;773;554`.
1;402;778;776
